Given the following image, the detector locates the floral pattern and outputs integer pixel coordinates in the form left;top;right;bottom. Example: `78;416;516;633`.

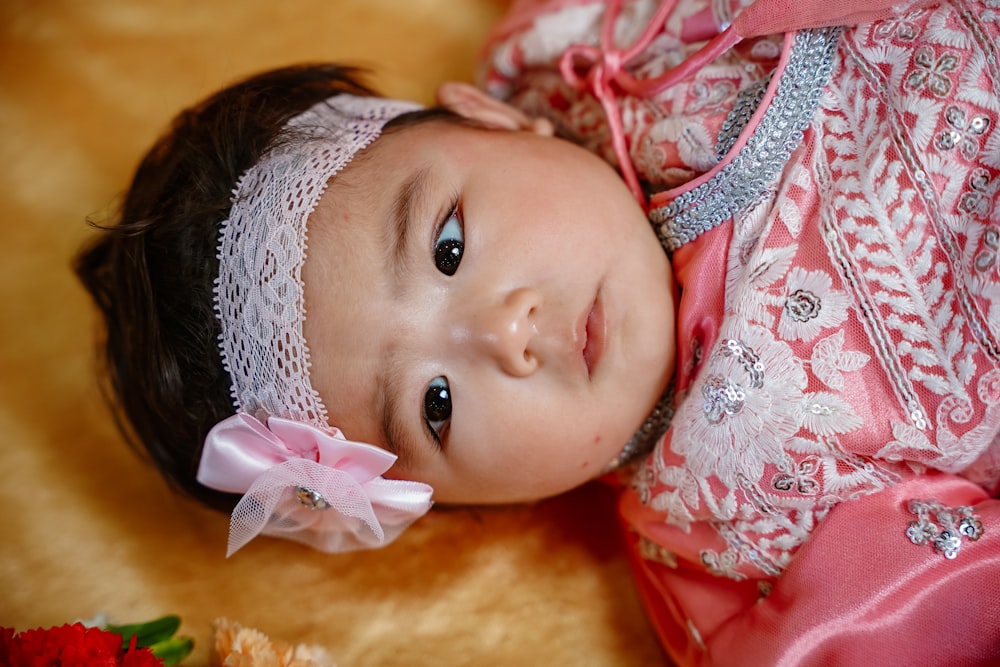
778;268;850;341
936;105;991;160
905;498;985;559
873;10;925;41
907;46;959;96
670;328;806;488
976;226;1000;274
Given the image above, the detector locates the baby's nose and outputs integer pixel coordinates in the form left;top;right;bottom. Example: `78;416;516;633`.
460;287;540;376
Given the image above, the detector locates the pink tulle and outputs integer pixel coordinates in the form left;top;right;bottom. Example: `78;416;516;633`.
198;413;434;556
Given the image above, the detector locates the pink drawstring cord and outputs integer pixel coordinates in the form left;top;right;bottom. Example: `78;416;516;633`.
558;0;742;209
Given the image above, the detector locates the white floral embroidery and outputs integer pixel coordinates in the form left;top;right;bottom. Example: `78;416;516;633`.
521;5;603;64
811;330;871;390
648;464;699;530
777;193;804;237
701;547;744;580
728;243;797;327
485;0;1000;584
876;370;1000;471
798;392;864;436
670;325;807;487
772;455;821;494
687;80;739;114
648;115;720;174
750;37;782;60
778;268;851;341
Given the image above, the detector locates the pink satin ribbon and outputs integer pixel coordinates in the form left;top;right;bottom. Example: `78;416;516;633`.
557;0;739;208
198;413;434;556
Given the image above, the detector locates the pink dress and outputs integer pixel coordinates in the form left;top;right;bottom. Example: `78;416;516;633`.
481;1;1000;664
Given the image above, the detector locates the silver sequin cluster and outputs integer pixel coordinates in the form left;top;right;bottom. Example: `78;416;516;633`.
702;376;746;424
905;498;984;559
721;338;764;387
650;28;841;250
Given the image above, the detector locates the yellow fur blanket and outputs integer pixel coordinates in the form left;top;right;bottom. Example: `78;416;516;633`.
0;0;665;663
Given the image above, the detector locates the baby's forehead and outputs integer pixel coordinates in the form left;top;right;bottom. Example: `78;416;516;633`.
319;121;421;194
304;143;403;246
346;110;479;166
312;120;443;214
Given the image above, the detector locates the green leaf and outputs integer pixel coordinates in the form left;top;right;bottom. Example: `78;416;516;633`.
150;637;195;666
107;615;181;649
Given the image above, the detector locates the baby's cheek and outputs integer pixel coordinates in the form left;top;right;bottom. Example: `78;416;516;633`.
383;459;427;484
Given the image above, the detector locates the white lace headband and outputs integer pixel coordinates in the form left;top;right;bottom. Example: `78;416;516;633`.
215;93;421;426
196;93;433;557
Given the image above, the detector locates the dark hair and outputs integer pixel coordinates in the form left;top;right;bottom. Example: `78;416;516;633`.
76;63;458;512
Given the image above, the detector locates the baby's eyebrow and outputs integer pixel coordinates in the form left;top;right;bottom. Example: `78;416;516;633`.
389;164;432;282
376;349;418;469
375;164;435;467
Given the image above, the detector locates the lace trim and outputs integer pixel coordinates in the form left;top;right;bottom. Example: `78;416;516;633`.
215;95;420;428
649;28;841;251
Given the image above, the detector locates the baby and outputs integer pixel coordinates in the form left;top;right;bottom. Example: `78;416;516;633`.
76;63;675;550
77;0;1000;663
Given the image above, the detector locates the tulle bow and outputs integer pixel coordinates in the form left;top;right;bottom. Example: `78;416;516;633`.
197;413;434;556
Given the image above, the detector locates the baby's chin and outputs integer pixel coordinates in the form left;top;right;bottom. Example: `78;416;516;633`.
412;465;611;506
603;367;675;471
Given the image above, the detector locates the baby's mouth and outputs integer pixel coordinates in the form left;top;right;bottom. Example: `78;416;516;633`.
582;295;606;378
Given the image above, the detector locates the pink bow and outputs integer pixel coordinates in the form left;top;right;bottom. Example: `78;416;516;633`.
197;413;434;556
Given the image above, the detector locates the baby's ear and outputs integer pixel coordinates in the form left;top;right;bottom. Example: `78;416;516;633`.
435;82;554;136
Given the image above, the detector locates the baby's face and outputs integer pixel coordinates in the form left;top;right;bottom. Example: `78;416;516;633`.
302;119;676;504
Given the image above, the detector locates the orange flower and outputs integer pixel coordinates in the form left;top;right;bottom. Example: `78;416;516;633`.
211;618;334;667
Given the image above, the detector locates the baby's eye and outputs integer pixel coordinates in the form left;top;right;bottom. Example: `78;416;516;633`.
434;208;463;276
423;376;452;443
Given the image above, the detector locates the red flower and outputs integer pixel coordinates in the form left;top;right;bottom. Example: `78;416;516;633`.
0;623;162;667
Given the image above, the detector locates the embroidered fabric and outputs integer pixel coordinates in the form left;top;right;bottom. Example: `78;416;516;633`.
480;0;1000;585
214;94;421;428
481;1;1000;662
649;27;841;250
714;74;772;160
647;3;1000;580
